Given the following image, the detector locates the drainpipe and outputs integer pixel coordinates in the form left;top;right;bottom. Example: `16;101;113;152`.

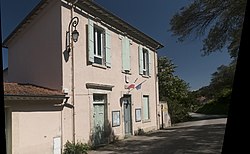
71;0;78;144
154;50;160;130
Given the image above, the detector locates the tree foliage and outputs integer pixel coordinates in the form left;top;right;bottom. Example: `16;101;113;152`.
158;56;192;123
170;0;247;58
158;56;189;102
194;60;236;100
210;60;236;91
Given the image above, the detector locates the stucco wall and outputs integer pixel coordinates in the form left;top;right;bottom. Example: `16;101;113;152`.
4;0;161;152
7;0;62;90
61;2;160;144
6;100;63;154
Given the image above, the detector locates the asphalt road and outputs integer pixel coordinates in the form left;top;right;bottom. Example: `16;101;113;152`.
88;118;227;154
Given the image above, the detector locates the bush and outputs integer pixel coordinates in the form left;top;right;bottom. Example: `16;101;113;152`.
196;90;231;115
134;128;145;136
168;100;191;124
63;140;90;154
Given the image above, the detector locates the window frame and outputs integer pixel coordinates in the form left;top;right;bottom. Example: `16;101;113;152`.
142;48;149;76
93;25;106;65
142;95;150;121
139;45;151;77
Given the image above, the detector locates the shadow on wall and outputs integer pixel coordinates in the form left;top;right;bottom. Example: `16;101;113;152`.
89;120;119;148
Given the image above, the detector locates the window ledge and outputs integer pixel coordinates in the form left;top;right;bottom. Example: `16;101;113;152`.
142;119;151;123
92;63;107;69
141;74;150;78
122;70;132;75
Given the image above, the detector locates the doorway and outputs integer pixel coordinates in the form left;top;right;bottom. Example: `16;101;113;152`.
92;94;106;146
123;95;132;136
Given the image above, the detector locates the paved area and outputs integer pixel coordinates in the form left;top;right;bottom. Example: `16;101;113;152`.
188;112;227;120
88;117;227;154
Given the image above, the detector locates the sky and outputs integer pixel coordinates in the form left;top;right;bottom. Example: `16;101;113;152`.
1;0;232;91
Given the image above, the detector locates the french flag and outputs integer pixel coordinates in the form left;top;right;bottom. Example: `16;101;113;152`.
135;83;142;90
127;83;136;89
135;80;146;90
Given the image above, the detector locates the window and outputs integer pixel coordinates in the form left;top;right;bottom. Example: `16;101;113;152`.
142;49;149;76
94;27;105;65
139;46;151;76
93;94;106;103
88;19;111;67
142;95;150;120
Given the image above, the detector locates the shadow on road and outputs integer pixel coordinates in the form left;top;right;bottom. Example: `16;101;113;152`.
89;120;226;154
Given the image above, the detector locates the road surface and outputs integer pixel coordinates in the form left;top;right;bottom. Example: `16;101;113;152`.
88;118;227;154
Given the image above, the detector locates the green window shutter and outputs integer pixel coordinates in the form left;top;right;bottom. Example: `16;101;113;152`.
148;50;152;77
122;36;130;71
138;45;143;75
105;29;111;67
88;19;94;63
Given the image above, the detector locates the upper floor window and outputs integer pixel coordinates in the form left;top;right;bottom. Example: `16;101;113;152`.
142;48;149;76
139;46;152;76
94;27;105;65
88;19;111;67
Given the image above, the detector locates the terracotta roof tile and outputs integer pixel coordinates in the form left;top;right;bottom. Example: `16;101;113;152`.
4;82;64;96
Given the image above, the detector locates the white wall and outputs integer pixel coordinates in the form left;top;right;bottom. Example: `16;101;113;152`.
6;100;63;154
7;0;63;90
61;2;160;143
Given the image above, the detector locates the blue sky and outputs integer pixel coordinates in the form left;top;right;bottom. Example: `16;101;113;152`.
1;0;232;90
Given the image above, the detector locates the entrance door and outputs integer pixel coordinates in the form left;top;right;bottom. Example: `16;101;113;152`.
123;96;132;135
93;94;106;145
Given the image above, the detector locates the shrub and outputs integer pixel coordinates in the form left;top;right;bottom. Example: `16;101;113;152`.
134;128;145;136
63;140;90;154
168;100;191;124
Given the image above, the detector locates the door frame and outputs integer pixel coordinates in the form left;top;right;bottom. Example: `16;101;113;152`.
92;94;107;146
123;95;132;136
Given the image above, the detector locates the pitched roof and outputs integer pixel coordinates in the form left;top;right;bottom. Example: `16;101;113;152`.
2;0;50;47
3;0;164;50
4;82;65;97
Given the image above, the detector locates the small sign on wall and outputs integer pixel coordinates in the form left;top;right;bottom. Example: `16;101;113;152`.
135;108;141;122
112;110;120;127
53;136;61;154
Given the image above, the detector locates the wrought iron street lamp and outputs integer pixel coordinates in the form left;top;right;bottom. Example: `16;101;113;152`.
67;16;79;52
72;29;79;42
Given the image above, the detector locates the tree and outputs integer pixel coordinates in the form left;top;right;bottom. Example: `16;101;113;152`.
170;0;247;58
158;56;191;123
158;56;189;102
193;60;236;116
195;60;236;100
210;60;236;92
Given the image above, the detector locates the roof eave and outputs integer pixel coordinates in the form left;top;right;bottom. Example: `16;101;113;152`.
4;94;67;101
73;0;164;50
3;0;164;50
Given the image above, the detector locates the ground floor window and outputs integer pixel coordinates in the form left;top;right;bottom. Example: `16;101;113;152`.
142;95;150;120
